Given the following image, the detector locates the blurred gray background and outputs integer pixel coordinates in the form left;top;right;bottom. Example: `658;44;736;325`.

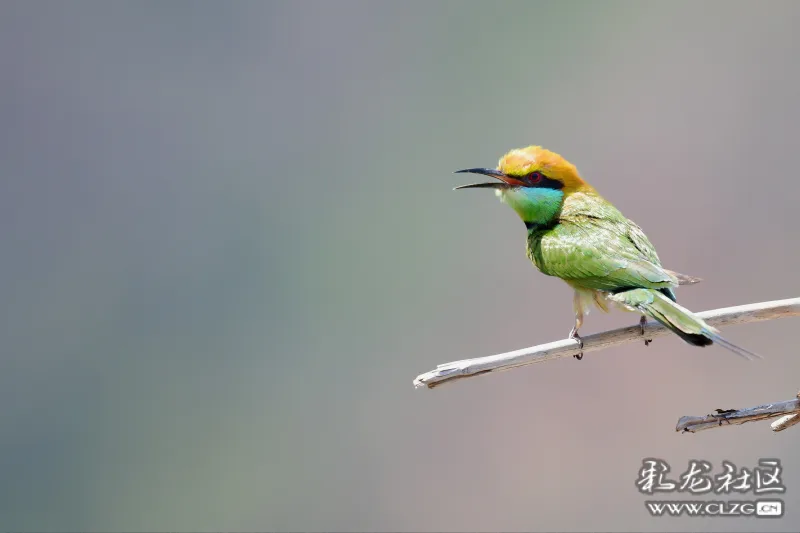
2;1;799;531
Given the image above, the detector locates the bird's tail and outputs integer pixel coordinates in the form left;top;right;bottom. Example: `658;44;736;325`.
607;288;761;361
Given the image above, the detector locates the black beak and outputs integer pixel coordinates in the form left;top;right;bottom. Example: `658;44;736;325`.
453;168;518;190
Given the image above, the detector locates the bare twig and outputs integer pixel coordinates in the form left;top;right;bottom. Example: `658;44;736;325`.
413;297;800;389
771;412;800;432
676;391;800;433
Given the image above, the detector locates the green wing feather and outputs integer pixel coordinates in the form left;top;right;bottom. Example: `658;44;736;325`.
527;192;678;292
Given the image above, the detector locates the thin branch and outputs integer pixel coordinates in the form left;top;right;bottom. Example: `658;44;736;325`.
413;297;800;389
676;391;800;433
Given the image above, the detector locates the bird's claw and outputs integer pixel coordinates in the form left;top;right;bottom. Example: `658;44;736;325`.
640;316;652;346
569;327;584;361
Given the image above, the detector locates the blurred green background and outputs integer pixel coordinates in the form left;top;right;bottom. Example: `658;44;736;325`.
2;1;799;531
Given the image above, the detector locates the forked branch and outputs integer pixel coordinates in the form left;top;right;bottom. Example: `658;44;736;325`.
676;391;800;433
413;297;800;389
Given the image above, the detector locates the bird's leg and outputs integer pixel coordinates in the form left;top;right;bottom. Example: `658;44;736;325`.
571;291;585;361
569;325;584;360
639;315;652;346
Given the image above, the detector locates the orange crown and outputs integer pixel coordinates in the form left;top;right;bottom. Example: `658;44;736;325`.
498;146;592;192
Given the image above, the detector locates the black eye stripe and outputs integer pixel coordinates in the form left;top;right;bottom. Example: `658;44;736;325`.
538;176;563;190
518;172;563;190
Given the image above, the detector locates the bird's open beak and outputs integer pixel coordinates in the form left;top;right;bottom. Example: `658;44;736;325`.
453;168;525;190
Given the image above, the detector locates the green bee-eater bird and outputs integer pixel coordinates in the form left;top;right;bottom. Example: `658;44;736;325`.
455;145;760;361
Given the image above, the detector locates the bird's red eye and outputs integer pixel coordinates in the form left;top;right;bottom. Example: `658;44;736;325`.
528;172;543;184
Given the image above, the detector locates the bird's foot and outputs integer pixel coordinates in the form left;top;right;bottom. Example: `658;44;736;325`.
569;326;584;361
640;316;652;346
